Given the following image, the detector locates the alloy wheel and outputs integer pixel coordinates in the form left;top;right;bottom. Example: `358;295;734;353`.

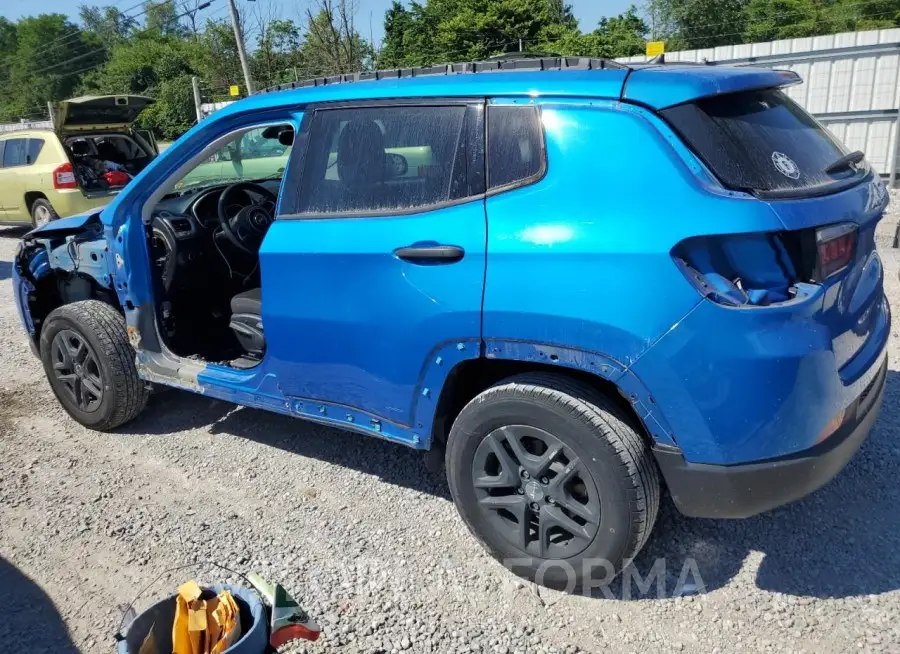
50;329;104;412
471;425;601;559
34;205;52;227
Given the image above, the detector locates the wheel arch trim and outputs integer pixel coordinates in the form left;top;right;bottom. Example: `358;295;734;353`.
416;339;678;450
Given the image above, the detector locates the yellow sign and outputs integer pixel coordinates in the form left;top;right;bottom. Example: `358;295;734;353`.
229;85;240;97
646;41;665;57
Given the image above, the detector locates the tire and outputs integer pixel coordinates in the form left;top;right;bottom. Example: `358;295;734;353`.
30;198;59;228
445;373;660;591
39;300;149;431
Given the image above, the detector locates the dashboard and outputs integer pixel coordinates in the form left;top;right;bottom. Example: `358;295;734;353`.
151;178;282;239
149;179;281;293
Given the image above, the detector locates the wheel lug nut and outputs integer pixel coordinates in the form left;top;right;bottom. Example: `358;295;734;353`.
520;470;530;479
530;502;539;511
516;487;524;494
546;497;554;504
540;477;549;485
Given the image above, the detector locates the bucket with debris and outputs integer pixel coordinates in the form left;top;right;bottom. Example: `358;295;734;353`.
115;565;320;654
117;582;267;654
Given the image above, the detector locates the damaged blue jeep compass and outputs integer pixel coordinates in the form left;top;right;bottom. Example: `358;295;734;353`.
13;58;891;590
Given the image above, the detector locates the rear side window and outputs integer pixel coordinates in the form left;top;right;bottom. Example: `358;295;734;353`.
26;138;44;165
663;89;855;197
295;105;469;215
2;138;27;167
487;105;545;190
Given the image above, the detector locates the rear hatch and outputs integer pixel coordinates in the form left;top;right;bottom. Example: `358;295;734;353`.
55;95;154;134
54;95;156;197
662;84;889;379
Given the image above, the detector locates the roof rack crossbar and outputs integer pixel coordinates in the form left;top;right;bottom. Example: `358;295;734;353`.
261;56;629;94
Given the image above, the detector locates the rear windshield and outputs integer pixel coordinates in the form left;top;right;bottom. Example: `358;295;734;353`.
663;89;862;197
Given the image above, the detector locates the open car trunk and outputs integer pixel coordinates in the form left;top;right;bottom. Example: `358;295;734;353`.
56;95;155;134
55;95;158;195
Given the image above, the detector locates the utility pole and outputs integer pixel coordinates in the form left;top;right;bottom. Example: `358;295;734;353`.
519;38;523;52
227;0;255;95
46;100;55;129
191;76;203;122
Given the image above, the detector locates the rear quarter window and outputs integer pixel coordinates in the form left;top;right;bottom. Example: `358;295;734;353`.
487;105;546;191
26;138;44;165
663;89;859;197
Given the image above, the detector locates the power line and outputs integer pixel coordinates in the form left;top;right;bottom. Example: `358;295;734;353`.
656;0;895;39
29;47;109;76
0;0;149;69
1;0;201;73
673;8;900;49
5;0;219;82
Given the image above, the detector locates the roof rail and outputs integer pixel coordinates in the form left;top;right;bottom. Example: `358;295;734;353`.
639;54;716;66
260;56;628;94
485;51;561;60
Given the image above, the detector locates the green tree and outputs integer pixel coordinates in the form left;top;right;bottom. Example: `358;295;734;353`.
0;14;101;123
300;2;372;77
196;19;245;96
0;18;17;57
79;29;204;135
139;73;197;138
378;1;415;67
645;0;747;49
539;6;647;57
378;0;577;67
79;5;138;41
744;0;899;42
253;18;304;87
144;0;190;37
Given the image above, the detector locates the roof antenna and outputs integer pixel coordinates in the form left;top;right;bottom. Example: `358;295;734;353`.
647;53;665;64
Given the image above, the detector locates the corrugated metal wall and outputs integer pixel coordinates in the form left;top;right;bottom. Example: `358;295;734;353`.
620;28;900;181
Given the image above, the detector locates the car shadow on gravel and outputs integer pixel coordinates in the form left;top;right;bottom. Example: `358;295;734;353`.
128;371;900;601
0;557;78;652
127;389;452;499
0;225;29;240
620;369;900;601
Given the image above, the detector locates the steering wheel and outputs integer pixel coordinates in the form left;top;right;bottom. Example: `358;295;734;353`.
216;181;277;253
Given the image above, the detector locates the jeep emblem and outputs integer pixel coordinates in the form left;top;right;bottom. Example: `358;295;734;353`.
772;151;800;180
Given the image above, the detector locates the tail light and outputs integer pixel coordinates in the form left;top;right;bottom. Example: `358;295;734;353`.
674;223;859;308
53;162;77;190
673;232;798;307
815;223;857;280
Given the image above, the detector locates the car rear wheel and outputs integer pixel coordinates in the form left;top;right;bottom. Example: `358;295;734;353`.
30;198;59;228
445;373;660;591
39;300;149;431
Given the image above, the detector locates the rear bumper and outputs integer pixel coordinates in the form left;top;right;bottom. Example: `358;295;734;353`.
655;358;886;518
48;189;111;218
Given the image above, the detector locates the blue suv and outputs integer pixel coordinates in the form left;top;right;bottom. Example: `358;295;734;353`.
13;58;890;590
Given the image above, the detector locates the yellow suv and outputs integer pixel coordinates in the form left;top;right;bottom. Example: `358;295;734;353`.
0;95;158;227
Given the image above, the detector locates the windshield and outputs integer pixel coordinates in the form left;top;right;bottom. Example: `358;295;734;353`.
662;89;864;197
173;124;293;193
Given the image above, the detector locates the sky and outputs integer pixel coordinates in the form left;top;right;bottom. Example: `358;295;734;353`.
0;0;634;45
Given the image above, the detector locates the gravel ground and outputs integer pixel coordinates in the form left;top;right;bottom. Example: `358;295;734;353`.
2;198;900;654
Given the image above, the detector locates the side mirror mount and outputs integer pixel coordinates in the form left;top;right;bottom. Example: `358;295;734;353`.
278;129;294;147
